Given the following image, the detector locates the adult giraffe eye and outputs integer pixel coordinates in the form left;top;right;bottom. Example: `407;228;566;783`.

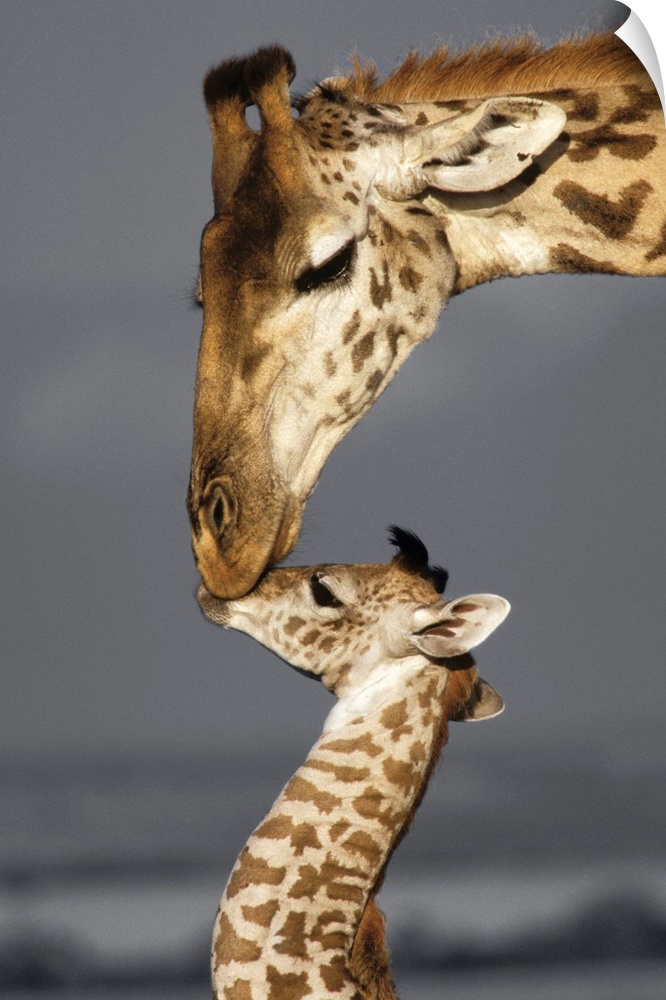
310;574;343;608
295;240;355;294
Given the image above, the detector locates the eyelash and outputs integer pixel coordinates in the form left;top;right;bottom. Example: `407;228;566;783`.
193;274;203;309
310;574;343;608
295;241;355;294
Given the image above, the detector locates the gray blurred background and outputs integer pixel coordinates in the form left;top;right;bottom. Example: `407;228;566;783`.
2;2;665;997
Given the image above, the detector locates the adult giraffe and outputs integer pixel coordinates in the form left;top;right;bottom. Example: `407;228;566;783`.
188;33;665;598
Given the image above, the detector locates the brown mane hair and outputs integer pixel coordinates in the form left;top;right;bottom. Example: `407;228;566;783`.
343;32;650;102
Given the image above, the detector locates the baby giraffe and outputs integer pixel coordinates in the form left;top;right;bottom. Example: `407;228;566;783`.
197;527;509;1000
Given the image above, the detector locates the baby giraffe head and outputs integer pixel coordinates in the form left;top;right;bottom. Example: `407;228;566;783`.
197;527;508;724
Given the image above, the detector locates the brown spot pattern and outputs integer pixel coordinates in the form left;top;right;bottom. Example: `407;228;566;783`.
398;265;424;293
320;855;366;904
288;863;320;900
406;228;432;256
301;628;321;646
312;930;348;953
274;911;308;957
255;814;324;855
549;243;616;273
342;829;382;864
289;823;324;855
365;369;384;395
409;740;428;764
341;311;361;345
214;912;262;966
417;677;440;708
226;850;287;899
304;758;371;783
379;699;408;732
329;819;352;841
319;954;350;992
266;965;310;1000
352;331;375;372
284;616;306;636
352;786;396;829
369;261;392;309
567;123;657;162
645;220;666;262
554;180;652;240
255;815;293;841
560;90;600;121
241;900;280;927
222;980;253;1000
313;908;347;930
382;756;415;791
386;323;404;360
612;84;663;123
284;775;342;813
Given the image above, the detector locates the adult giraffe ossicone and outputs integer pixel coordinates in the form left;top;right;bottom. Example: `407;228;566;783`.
197;527;509;999
188;35;665;598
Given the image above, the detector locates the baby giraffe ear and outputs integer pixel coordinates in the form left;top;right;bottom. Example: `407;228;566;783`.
451;678;505;722
411;594;510;658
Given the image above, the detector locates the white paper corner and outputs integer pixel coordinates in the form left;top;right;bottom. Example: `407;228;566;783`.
615;3;665;118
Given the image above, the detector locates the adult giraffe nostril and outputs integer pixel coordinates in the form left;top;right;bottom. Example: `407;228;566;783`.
190;469;301;597
212;493;225;534
202;479;235;542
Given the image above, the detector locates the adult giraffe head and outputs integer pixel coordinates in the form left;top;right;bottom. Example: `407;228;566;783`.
188;38;663;597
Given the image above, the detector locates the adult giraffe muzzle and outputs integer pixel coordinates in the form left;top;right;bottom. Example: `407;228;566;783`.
188;40;665;597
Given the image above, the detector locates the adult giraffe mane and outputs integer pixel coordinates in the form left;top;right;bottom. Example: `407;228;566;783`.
343;32;650;102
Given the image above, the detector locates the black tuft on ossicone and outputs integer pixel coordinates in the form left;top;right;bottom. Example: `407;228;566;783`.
204;57;251;108
244;45;296;97
388;526;448;593
204;45;296;109
389;525;428;567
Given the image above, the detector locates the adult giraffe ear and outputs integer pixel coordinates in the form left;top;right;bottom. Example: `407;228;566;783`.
411;594;510;658
376;96;566;198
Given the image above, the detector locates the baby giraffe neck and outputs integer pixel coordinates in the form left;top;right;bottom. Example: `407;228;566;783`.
212;659;477;1000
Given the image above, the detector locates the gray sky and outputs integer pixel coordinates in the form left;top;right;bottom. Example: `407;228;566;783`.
2;0;664;784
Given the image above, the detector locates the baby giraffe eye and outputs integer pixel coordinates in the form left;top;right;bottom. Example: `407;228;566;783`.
310;574;343;608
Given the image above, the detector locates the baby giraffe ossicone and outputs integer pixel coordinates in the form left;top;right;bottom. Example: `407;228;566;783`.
197;527;509;1000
